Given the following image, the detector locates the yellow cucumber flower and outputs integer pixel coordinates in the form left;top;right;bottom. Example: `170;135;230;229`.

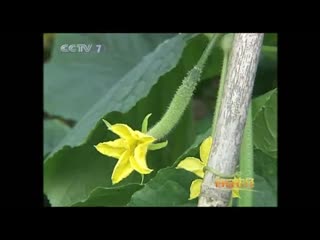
177;136;241;200
95;114;167;184
177;136;212;200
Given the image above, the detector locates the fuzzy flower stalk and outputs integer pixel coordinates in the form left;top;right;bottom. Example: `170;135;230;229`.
147;33;221;139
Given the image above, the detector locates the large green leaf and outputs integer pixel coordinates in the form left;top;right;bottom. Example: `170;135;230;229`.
252;45;277;97
47;34;197;157
43;119;70;157
252;88;276;117
128;168;197;206
44;33;174;121
44;143;140;206
252;88;277;158
253;174;277;206
251;88;277;206
72;184;143;207
254;148;277;191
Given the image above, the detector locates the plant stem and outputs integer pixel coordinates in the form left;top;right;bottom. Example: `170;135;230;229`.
198;34;264;207
238;104;253;206
211;34;234;138
262;45;277;53
211;50;229;137
148;34;221;139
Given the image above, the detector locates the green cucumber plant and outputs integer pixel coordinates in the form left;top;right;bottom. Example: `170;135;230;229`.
44;33;277;207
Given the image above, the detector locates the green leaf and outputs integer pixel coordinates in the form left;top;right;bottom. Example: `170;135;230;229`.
252;46;277;97
48;34;196;157
253;174;277;206
44;143;142;206
44;33;174;121
72;184;143;207
252;88;277;158
254;149;277;191
127;168;198;206
251;88;277;206
252;88;276;118
43;119;70;157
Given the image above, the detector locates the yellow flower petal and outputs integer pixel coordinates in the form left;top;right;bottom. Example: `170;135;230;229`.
134;130;156;143
131;143;153;174
96;120;163;184
109;124;135;140
176;157;205;178
189;179;203;200
200;136;213;164
232;188;241;198
95;139;127;159
111;151;134;184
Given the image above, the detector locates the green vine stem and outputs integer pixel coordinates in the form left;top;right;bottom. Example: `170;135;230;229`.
148;33;221;139
211;34;233;138
238;104;253;206
198;34;264;207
